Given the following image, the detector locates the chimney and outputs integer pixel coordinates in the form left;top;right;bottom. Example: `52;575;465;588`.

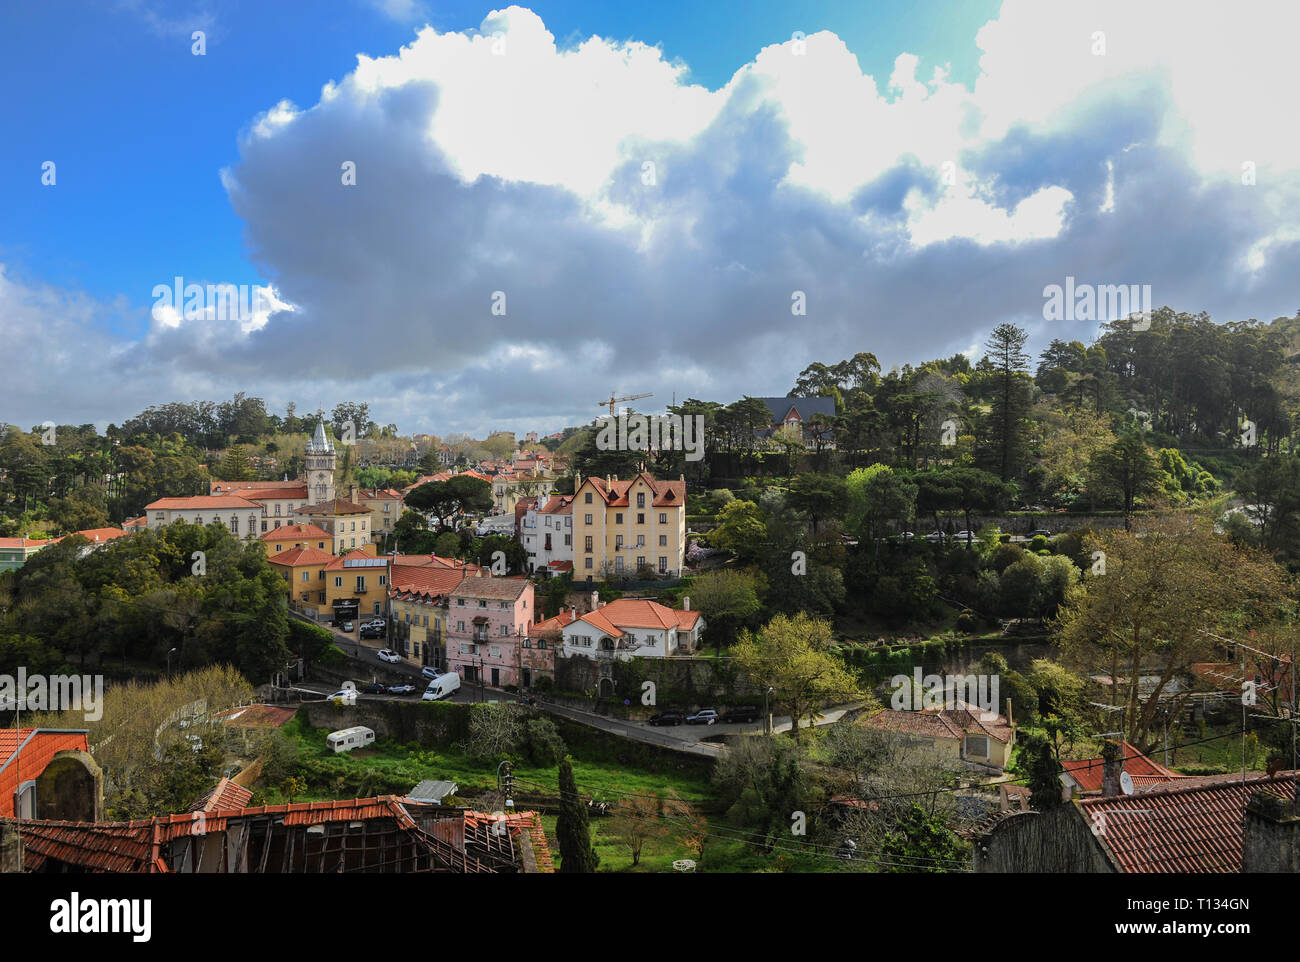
0;819;23;873
1101;740;1122;798
1242;788;1300;872
570;605;576;621
683;596;690;611
590;591;599;612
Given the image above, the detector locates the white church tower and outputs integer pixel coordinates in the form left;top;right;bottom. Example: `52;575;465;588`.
304;413;337;505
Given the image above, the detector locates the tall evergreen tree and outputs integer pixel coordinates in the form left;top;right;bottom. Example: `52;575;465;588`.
556;756;599;873
984;323;1032;482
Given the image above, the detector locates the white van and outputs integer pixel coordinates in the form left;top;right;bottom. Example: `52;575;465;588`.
326;726;375;753
422;672;461;701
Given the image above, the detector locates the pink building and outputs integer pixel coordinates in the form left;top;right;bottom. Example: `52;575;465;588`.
445;573;535;689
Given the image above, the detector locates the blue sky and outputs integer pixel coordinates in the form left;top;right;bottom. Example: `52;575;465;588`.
2;0;1298;436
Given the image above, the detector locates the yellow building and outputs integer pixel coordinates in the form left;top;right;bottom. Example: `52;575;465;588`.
387;563;476;669
323;547;391;623
267;546;334;618
293;499;372;554
347;485;404;545
570;472;687;578
491;473;555;515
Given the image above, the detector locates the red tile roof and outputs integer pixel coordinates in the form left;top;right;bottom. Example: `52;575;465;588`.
188;777;254;813
0;729;90;818
574;598;701;633
860;705;1014;744
146;495;262;511
268;546;335;567
1061;741;1178;793
389;564;470;600
210;704;297;728
449;575;530;602
0;537;54;549
580;472;686;508
1078;772;1298;873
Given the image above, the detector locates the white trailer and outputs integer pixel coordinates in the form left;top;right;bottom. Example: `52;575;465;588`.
326;726;375;753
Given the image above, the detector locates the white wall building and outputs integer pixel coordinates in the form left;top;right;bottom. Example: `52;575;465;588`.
520;494;573;574
559;597;704;661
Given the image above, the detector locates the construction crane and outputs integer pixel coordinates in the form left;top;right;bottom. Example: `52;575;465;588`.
597;391;653;416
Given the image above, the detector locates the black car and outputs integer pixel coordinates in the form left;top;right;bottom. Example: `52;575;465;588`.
721;705;760;723
360;682;387;695
360;627;384;640
647;711;685;727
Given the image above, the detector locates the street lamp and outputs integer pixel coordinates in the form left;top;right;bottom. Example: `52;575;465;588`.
764;686;774;736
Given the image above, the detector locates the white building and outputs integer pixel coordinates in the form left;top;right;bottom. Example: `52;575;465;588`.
520;494;573;575
559;597;704;661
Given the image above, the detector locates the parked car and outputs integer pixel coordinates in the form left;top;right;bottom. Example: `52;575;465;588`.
1028;529;1053;538
721;705;760;723
386;684;417;696
377;649;400;663
360;627;383;640
647;711;685;727
422;672;461;701
360;682;387;694
924;530;946;542
326;689;357;705
421;666;443;680
340;621;355;633
686;708;719;725
952;530;977;544
362;619;386;630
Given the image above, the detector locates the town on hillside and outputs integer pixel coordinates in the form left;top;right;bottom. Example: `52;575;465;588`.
4;0;1297;940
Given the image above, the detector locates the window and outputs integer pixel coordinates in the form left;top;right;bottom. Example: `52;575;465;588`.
637;492;645;508
659;535;667;546
423;615;428;627
301;571;310;582
584;513;593;525
615;513;623;524
261;520;268;532
230;518;239;534
335;577;343;588
585;558;593;569
585;492;593;503
275;504;282;516
538;638;547;649
500;624;509;636
615;535;624;549
379;575;387;586
457;621;465;632
659;513;667;524
564;534;571;546
658;556;668;573
275;544;283;553
615;557;624;571
966;735;990;757
584;536;593;553
350;538;356;548
478;599;487;608
636;536;645;547
637;556;646;568
637;513;645;524
490;646;500;657
522;638;531;649
350;522;355;531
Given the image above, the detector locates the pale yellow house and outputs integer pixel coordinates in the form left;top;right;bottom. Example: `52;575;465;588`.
858;705;1016;770
267;546;334;617
293;498;372;554
570;473;687;578
491;473;555;515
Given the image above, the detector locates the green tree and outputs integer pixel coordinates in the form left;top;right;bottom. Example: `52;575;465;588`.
1087;431;1164;530
688;569;761;654
731;612;861;740
983;322;1033;482
556;756;599;873
786;473;847;534
709;500;767;563
879;804;966;872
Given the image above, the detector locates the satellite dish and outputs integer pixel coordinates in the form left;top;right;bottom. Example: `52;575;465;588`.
1120;770;1135;795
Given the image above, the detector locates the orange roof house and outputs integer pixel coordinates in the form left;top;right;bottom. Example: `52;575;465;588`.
0;729;100;821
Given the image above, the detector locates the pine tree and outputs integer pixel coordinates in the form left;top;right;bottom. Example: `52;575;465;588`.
556;756;599;873
219;444;254;481
984;323;1032;481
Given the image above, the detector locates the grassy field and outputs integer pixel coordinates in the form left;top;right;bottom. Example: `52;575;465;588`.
262;715;713;807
